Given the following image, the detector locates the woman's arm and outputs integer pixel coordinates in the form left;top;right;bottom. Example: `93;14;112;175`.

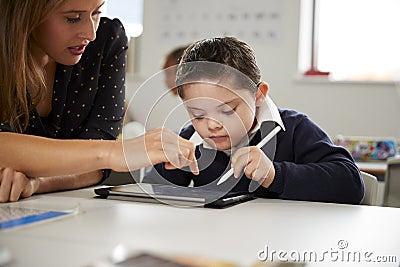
0;128;198;202
0;128;198;178
35;170;103;193
0;132;112;177
0;168;102;202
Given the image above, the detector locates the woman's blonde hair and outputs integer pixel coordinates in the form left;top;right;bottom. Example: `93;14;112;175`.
0;0;65;132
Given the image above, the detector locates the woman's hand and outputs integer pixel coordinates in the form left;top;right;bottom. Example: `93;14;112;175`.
231;146;275;188
0;168;39;202
109;128;199;175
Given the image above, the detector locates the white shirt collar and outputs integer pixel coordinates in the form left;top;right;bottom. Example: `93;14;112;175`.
189;96;285;154
250;95;285;134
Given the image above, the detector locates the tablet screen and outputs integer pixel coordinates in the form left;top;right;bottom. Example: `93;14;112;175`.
95;183;255;208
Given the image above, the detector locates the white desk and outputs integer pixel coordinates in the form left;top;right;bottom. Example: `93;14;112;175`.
2;187;400;267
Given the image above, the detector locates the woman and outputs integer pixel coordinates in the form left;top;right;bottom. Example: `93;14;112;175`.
0;0;198;202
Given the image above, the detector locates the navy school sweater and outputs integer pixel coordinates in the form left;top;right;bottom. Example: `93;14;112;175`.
143;109;364;204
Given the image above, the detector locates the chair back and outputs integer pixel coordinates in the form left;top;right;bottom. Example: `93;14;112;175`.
383;156;400;207
360;171;378;205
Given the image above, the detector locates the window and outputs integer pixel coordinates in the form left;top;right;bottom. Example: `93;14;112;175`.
104;0;143;38
299;0;400;82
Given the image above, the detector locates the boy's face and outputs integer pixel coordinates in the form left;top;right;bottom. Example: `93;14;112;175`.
182;83;258;151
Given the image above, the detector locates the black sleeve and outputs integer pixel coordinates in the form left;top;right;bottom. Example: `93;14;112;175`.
0;123;14;133
142;125;196;186
264;114;364;204
142;164;192;186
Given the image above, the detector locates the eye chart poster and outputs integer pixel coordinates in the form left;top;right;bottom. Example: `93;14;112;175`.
155;0;283;44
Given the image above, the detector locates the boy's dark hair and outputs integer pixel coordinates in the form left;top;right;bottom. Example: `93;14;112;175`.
176;37;261;98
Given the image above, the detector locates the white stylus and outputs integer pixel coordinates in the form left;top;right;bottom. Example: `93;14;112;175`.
216;125;281;185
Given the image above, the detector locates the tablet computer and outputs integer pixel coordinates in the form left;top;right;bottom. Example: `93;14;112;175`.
94;183;255;208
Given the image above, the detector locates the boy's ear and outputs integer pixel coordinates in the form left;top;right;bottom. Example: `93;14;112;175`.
255;81;269;106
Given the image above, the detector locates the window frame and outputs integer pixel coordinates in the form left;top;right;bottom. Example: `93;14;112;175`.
299;0;400;83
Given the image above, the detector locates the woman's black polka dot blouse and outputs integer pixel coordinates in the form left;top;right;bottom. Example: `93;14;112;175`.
0;17;128;141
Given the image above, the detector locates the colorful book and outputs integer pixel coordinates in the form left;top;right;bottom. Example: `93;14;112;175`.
334;136;397;161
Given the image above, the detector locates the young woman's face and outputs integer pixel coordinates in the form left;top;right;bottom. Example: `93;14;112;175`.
32;0;105;66
182;83;258;151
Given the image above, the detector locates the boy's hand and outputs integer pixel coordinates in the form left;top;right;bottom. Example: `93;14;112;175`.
231;146;275;188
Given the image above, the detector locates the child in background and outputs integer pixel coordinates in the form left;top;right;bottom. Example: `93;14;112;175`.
162;45;189;95
144;37;364;204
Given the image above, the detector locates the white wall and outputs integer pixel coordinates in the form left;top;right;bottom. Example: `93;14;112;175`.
126;0;400;139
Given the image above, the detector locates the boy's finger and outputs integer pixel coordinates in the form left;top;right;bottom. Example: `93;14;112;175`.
232;156;247;178
231;147;251;165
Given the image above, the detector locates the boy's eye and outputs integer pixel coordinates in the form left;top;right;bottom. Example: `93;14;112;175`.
222;108;235;115
192;114;205;119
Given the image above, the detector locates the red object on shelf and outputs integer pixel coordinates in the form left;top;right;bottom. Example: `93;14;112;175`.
305;0;331;78
304;68;330;76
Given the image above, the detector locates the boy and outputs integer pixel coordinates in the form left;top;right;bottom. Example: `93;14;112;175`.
144;37;364;204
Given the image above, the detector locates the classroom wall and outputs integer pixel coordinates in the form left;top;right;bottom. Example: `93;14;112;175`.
125;0;400;140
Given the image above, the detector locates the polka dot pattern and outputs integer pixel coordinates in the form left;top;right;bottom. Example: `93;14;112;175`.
0;17;128;142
